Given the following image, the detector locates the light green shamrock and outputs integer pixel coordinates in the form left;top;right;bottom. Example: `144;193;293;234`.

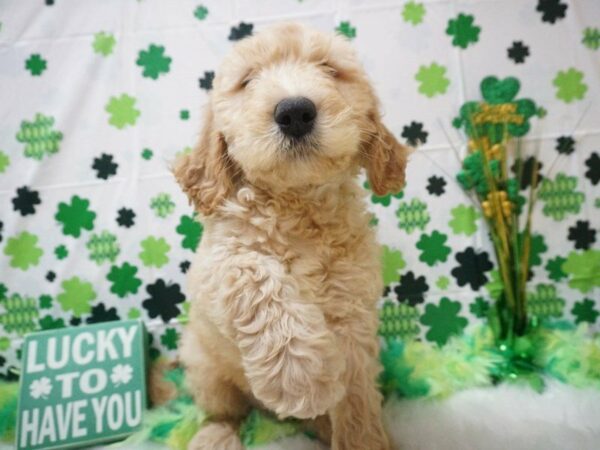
436;276;450;290
4;232;43;270
562;250;600;293
378;301;420;341
16;113;63;160
553;68;587;103
402;1;425;25
582;27;600;50
396;198;430;233
0;294;38;335
0;151;9;173
415;63;450;98
57;277;96;317
106;94;140;129
150;193;175;218
527;284;565;319
128;308;141;319
484;269;503;301
538;173;585;220
382;245;406;285
420;297;468;346
448;204;479;236
93;32;116;56
86;231;120;264
139;236;170;268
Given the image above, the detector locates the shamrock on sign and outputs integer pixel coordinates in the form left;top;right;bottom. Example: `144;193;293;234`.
110;363;133;386
29;376;52;399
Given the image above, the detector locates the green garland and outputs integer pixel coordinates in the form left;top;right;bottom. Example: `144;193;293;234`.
1;323;598;448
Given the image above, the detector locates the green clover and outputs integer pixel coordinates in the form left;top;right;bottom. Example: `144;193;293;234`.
545;256;567;282
0;294;38;335
519;233;547;268
527;284;565;319
57;277;96;317
54;244;68;260
55;195;96;237
571;299;599;325
382;245;406;285
396;198;430;233
469;296;490;319
0;151;9;173
39;295;53;309
86;231;120;264
378;301;420;341
363;181;403;206
176;214;203;251
416;230;451;266
453;76;542;143
415;63;450;98
128;308;141;319
562;250;600;293
25;54;47;76
335;21;356;39
107;262;142;298
139;236;170;268
141;148;153;160
402;1;425;25
553;68;587;103
448;204;479;236
16;113;63;160
106;94;140;129
136;44;172;80
93;32;116;56
160;328;180;350
194;5;209;20
420;297;468;346
446;13;480;49
150;193;175;218
538;173;585;221
436;275;450;290
582;27;600;50
4;232;43;270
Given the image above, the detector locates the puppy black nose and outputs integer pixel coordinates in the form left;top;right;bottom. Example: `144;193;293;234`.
274;97;317;139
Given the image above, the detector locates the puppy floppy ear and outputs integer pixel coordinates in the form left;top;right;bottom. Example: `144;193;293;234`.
361;112;410;196
173;106;236;216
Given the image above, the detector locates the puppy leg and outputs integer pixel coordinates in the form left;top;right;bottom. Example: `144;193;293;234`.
330;318;390;450
225;255;346;420
181;330;249;450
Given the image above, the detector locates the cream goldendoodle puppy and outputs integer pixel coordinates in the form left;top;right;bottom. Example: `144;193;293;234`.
174;23;408;450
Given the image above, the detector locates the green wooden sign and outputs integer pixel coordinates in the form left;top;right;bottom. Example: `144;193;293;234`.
16;320;148;450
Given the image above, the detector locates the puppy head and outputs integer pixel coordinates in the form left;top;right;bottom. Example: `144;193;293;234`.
174;23;408;215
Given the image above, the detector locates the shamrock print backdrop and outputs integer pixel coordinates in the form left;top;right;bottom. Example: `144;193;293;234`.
0;0;599;377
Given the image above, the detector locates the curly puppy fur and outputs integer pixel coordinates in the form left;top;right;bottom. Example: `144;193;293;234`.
174;23;409;450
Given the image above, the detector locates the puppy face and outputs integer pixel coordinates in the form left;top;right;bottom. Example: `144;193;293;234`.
175;23;408;215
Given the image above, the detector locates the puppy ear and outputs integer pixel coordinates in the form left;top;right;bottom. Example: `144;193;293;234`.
362;112;409;196
173;106;236;216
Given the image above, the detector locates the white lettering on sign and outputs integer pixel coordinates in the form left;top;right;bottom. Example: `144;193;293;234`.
18;323;144;449
72;332;95;366
56;371;80;399
80;368;107;395
91;396;108;433
26;341;44;374
47;335;70;370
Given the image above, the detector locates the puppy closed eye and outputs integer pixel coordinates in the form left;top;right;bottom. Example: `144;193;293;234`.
319;62;339;78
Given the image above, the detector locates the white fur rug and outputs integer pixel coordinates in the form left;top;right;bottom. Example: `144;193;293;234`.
260;379;600;450
3;380;594;450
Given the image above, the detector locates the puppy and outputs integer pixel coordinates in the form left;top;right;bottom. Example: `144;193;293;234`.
174;23;408;450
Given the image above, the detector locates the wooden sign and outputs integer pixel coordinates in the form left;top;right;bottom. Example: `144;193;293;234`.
16;320;148;450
